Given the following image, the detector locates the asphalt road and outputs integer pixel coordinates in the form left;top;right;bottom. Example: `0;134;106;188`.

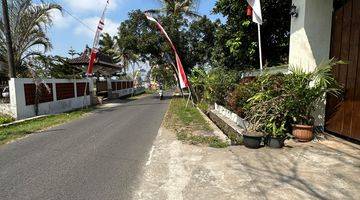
0;94;170;200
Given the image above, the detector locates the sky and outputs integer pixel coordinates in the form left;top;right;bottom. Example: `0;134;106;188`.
38;0;222;57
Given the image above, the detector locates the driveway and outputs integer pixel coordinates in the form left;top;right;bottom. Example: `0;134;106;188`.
135;127;360;200
0;94;170;200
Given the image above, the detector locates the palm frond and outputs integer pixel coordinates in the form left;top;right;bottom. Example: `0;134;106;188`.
0;0;61;75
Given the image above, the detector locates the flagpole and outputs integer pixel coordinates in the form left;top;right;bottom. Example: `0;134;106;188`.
257;23;263;72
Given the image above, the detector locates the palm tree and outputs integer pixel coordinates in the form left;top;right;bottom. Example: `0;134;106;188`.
99;33;140;76
99;33;116;56
147;0;200;18
0;0;61;77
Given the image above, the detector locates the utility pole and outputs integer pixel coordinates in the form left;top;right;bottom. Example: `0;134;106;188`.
2;0;16;78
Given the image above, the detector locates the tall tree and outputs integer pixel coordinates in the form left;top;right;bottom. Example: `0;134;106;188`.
0;0;61;77
30;55;83;79
99;33;117;58
212;0;291;69
147;0;200;18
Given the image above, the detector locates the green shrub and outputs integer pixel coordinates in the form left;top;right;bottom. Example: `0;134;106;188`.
284;59;343;125
204;68;239;105
243;59;342;137
189;67;239;105
226;79;260;117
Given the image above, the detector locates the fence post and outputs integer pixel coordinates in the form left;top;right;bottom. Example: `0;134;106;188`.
106;77;112;99
52;80;57;101
8;78;18;118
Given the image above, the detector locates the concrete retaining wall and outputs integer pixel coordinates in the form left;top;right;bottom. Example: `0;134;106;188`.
214;103;249;129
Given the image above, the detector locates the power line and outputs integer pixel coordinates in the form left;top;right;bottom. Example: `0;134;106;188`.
48;0;96;33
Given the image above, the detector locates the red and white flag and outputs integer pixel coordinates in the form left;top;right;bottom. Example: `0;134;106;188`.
86;0;109;76
145;14;189;89
246;0;262;24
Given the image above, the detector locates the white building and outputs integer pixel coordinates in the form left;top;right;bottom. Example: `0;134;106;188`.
289;0;359;141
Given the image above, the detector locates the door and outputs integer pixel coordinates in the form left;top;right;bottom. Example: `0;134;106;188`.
326;0;360;141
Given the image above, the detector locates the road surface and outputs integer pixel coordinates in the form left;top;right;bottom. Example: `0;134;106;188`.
0;94;170;200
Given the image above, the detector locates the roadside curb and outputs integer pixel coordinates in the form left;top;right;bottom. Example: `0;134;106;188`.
0;115;50;128
196;107;231;145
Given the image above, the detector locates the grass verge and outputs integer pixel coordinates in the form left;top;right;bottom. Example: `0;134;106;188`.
0;115;15;125
165;98;228;148
0;108;93;145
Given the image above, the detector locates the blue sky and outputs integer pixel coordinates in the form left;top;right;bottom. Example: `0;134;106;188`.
41;0;222;57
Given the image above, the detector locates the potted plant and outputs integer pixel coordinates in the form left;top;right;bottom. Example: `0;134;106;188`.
285;59;343;142
291;115;315;142
242;74;289;149
265;121;287;148
242;117;265;149
243;129;264;149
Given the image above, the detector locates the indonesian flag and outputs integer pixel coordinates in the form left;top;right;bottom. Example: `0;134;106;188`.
246;0;263;24
145;14;189;89
98;19;105;31
86;0;109;76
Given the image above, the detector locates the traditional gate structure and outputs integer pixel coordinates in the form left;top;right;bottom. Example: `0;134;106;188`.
326;0;360;141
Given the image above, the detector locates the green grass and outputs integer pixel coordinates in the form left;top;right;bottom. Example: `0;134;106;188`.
176;132;229;148
166;98;211;131
0;115;15;125
165;98;227;148
197;102;210;113
0;108;93;145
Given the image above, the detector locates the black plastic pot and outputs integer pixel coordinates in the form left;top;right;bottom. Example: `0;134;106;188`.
266;136;285;148
243;135;262;149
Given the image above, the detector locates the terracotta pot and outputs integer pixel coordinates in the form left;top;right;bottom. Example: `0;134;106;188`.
292;124;314;142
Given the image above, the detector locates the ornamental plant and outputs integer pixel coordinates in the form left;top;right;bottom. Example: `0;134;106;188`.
226;78;260;118
244;74;290;138
284;59;344;125
189;67;239;105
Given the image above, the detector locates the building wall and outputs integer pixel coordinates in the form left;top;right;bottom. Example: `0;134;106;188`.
8;78;94;120
289;0;333;71
289;0;334;127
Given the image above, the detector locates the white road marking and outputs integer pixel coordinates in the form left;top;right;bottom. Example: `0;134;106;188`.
146;145;155;166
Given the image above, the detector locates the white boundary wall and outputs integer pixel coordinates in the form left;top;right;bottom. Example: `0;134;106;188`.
0;103;12;116
110;80;134;98
8;78;94;120
134;87;145;95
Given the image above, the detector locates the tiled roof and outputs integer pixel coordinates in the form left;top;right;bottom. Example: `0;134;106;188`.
68;48;122;70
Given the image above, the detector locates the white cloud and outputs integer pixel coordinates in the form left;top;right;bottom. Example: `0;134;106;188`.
50;10;74;29
74;17;119;38
64;0;120;12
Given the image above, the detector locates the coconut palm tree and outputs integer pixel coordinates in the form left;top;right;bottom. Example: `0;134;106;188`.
147;0;200;18
0;0;61;77
99;33;116;55
99;33;140;76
